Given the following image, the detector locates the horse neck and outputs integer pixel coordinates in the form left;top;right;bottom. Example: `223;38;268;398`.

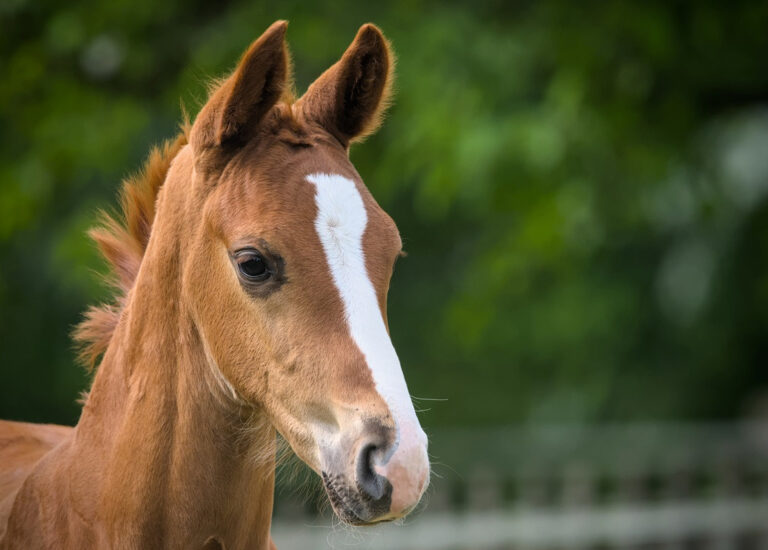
70;159;276;547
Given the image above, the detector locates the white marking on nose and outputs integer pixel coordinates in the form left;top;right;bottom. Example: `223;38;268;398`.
306;173;427;463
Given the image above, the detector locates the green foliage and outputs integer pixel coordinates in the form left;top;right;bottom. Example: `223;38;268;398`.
2;0;768;427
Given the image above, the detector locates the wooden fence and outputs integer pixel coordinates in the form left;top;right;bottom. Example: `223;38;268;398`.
272;422;768;549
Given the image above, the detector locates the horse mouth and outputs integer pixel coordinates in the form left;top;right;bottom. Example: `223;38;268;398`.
321;471;393;525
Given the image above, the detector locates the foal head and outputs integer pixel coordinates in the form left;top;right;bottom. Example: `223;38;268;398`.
181;21;428;524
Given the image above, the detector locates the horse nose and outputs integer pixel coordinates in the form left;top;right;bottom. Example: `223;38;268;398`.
355;441;391;501
355;420;429;518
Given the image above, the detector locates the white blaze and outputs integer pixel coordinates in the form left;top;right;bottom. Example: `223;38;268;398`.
306;173;426;462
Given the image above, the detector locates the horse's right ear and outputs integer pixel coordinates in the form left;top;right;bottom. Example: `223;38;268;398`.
297;24;393;147
191;21;290;151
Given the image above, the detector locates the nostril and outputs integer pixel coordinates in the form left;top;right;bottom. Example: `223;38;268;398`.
355;443;388;501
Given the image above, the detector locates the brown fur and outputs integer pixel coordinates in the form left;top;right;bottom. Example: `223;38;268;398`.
74;129;189;369
0;21;411;549
0;421;72;532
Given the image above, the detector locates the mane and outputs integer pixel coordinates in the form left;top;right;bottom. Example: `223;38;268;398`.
73;123;190;370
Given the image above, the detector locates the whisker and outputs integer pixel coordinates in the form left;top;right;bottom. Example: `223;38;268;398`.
409;395;448;402
429;460;463;481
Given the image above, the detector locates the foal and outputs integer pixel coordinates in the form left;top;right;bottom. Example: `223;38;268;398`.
0;21;429;549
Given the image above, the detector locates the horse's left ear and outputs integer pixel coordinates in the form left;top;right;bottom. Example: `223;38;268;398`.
192;20;291;151
298;24;394;147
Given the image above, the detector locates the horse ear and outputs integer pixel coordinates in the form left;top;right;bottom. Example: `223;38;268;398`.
192;20;290;149
299;24;394;147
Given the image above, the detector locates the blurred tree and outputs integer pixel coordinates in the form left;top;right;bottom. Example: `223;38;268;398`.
1;0;767;427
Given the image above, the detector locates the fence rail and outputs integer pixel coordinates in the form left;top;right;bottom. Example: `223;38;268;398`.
272;422;768;549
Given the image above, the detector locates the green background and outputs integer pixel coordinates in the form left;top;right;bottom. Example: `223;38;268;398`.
2;0;768;430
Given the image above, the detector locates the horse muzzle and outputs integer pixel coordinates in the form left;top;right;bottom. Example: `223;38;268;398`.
320;418;429;525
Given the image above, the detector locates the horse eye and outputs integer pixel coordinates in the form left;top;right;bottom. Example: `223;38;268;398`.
236;251;270;281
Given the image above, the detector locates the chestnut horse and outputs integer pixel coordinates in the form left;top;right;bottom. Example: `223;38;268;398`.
0;21;429;549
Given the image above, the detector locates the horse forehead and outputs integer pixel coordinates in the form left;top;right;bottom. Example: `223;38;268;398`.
224;149;398;244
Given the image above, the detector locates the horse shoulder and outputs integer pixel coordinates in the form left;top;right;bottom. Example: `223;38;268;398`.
0;420;73;540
